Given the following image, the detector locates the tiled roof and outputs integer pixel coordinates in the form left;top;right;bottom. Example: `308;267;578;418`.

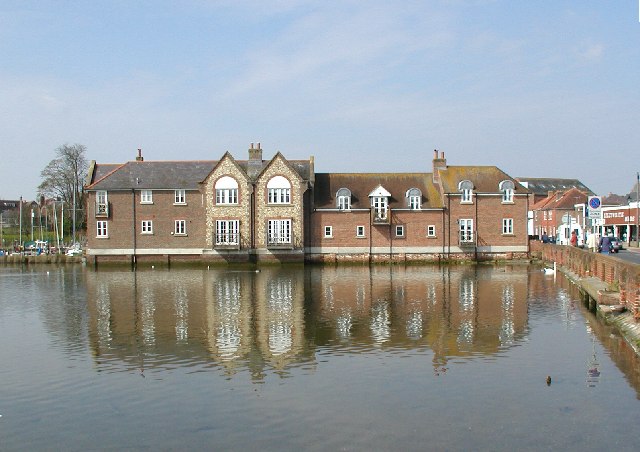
313;173;444;209
437;166;528;194
531;187;588;210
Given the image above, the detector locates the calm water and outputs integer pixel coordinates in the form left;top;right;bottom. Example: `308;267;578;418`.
1;264;640;451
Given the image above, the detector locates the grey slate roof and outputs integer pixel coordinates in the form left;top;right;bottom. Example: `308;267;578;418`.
86;158;313;191
515;177;594;196
87;161;217;191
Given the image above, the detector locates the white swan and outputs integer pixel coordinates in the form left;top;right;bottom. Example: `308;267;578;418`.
543;262;557;275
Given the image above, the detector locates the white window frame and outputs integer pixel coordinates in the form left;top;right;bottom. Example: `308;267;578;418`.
356;225;365;237
96;190;108;216
174;189;186;205
336;188;351;210
174;219;187;235
461;188;473;203
406;188;422;210
141;220;153;234
96;220;108;238
324;226;333;238
502;218;514;235
502;188;514;203
371;196;388;220
459;219;474;243
215;220;239;245
395;225;404;237
267;219;292;245
215;176;239;205
267;176;291;204
427;225;436;237
140;190;153;204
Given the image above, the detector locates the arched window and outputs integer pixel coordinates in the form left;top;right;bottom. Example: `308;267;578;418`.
499;180;515;203
406;188;422;210
458;180;474;203
267;176;291;204
215;176;239;205
336;188;351;210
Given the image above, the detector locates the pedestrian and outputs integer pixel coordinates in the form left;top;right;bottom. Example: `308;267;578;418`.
586;232;597;252
570;230;578;247
599;234;612;255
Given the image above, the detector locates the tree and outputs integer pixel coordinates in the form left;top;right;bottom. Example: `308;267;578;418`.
38;143;89;243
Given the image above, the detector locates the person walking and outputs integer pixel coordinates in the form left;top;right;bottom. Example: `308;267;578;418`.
570;230;578;246
586;232;597;252
599;234;612;255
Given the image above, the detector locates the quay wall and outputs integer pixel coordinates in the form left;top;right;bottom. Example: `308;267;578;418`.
535;241;640;354
0;254;84;265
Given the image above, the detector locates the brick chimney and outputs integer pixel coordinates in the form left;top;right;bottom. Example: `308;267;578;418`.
432;149;447;183
247;142;263;180
136;148;144;162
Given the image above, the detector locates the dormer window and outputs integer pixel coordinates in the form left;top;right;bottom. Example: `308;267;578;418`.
458;180;473;203
267;176;291;204
406;188;422;210
369;185;391;222
336;188;351;210
499;180;515;203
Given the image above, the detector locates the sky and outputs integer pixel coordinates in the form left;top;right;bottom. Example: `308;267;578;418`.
1;0;639;201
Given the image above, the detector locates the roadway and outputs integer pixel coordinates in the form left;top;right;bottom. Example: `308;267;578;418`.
612;246;640;265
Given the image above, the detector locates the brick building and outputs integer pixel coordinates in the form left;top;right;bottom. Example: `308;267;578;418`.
84;146;531;266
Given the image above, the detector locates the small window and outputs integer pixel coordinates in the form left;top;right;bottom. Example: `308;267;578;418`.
175;189;186;205
141;220;153;234
502;218;514;235
96;221;108;238
325;226;333;238
427;225;436;237
395;225;404;237
356;225;365;237
141;190;153;204
174;220;187;235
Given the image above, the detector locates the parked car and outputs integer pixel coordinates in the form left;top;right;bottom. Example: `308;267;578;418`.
610;237;623;253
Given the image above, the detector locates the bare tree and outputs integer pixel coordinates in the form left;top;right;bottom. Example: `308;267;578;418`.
38;143;89;243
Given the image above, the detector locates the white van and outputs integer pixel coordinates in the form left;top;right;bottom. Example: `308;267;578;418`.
556;223;584;247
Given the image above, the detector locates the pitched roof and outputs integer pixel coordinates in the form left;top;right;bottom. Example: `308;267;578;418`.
515;177;594;197
86;161;217;190
437;166;528;194
86;156;313;191
531;187;588;210
313;173;444;209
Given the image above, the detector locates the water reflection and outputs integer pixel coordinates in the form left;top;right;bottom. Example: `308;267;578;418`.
84;265;534;378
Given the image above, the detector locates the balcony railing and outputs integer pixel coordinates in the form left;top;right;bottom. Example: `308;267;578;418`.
267;232;294;249
371;208;390;225
214;233;241;250
95;202;109;218
459;233;476;247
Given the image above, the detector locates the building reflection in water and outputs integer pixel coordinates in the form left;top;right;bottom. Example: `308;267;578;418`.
86;265;531;380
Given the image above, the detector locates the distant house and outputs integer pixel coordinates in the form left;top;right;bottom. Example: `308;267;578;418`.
84;146;532;266
530;187;588;242
516;178;594;204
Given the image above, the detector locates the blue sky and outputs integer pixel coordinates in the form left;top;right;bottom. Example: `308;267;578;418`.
1;0;639;200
